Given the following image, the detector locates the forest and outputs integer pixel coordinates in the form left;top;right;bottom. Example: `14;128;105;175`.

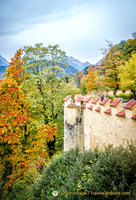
0;35;136;199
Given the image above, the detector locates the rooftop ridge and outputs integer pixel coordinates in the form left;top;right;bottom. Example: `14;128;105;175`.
92;97;101;104
63;95;71;102
124;100;136;109
67;102;76;108
64;94;136;120
110;99;122;107
99;98;110;105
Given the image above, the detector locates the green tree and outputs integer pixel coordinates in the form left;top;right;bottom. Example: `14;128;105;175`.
118;53;136;99
22;44;79;155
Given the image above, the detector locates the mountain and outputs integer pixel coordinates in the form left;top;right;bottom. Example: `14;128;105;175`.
81;59;102;74
67;56;90;71
0;55;9;66
95;59;102;66
0;55;91;78
0;55;9;79
62;65;79;76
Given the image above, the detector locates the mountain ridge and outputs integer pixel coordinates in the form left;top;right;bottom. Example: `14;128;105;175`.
0;55;9;66
0;54;100;78
67;56;91;71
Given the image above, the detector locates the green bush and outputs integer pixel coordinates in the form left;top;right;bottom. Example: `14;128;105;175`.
118;93;133;100
106;94;115;101
6;167;39;200
7;145;136;200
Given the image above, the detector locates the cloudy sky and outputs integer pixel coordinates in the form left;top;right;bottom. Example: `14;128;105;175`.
0;0;136;64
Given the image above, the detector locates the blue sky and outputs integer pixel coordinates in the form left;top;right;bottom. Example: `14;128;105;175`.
0;0;136;64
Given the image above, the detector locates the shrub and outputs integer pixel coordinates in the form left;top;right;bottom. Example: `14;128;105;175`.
6;166;39;200
7;145;136;200
106;94;115;101
118;93;133;101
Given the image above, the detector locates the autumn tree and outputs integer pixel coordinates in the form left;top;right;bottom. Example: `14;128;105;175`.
0;49;57;199
123;38;136;59
81;65;97;93
98;38;136;93
118;53;136;99
100;45;124;92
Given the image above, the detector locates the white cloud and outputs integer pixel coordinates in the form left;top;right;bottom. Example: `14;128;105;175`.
0;0;136;64
0;10;106;63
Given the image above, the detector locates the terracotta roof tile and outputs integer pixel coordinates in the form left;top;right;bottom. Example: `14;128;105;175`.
110;99;122;107
95;106;101;112
76;96;84;102
88;105;93;110
92;97;101;104
85;96;92;102
99;98;110;105
74;94;81;101
124;100;136;110
67;102;76;108
104;108;111;114
132;115;136;120
63;95;71;102
116;110;125;117
82;104;86;108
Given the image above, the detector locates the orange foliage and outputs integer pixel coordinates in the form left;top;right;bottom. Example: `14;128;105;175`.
0;49;57;190
81;65;97;92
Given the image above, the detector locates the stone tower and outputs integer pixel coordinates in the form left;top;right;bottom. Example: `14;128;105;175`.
64;95;85;151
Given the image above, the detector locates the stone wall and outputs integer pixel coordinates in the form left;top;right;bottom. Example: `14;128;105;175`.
64;94;136;151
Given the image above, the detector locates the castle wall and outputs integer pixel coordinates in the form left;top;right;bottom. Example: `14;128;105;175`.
64;95;136;151
84;107;136;151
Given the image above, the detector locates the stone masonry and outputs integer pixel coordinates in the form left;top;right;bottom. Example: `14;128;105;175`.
64;94;136;151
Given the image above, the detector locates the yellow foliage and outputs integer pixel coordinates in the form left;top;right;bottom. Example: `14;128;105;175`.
118;53;136;92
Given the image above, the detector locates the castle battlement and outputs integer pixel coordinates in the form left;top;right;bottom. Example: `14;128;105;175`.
64;94;136;151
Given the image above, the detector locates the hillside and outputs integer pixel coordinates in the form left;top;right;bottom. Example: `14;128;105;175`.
62;64;79;76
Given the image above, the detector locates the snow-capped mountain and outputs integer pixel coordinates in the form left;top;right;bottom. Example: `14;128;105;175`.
67;56;90;71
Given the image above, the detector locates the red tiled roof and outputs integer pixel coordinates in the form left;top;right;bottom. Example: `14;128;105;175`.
95;106;101;112
88;105;93;110
124;100;136;110
104;108;111;114
76;96;84;102
85;96;92;102
132;115;136;120
92;97;101;104
67;102;76;108
63;95;71;102
110;99;122;107
99;98;110;105
116;110;125;117
82;104;86;108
